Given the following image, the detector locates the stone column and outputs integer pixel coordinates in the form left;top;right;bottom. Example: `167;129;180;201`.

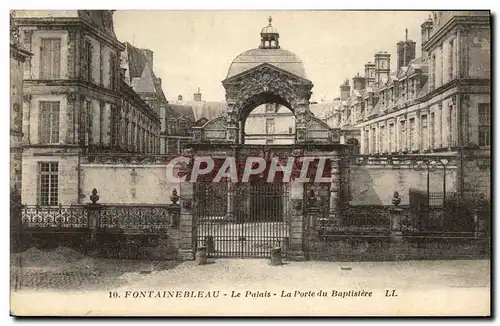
329;150;341;225
226;180;236;221
179;180;195;260
288;181;305;261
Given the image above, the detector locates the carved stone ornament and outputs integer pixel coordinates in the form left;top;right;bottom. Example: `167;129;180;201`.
182;199;192;210
231;66;308;114
227;128;237;140
23;94;32;103
292;148;304;157
89;188;100;204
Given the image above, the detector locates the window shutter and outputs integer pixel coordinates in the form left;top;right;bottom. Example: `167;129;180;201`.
53;39;61;78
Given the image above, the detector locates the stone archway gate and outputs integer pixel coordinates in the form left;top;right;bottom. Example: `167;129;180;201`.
176;63;347;260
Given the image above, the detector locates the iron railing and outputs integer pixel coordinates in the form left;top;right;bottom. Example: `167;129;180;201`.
20;204;180;232
21;205;89;228
98;205;177;231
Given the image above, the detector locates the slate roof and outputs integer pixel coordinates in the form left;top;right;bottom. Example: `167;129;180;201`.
166;104;196;121
169;100;227;122
124;42;167;103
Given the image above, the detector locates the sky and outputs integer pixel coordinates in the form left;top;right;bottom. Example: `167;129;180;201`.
114;11;430;102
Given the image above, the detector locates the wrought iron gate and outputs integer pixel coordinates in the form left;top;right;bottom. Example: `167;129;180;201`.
196;182;289;258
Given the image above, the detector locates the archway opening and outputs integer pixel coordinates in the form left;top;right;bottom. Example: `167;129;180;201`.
239;92;296;145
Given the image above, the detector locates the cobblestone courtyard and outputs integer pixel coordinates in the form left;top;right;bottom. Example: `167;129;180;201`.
11;252;490;316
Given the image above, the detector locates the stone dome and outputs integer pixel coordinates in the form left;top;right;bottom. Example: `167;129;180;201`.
226;48;307;79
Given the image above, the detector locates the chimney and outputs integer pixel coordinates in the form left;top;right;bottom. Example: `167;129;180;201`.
374;51;391;86
142;49;154;69
177;95;183;101
364;62;376;87
193;87;202;102
352;73;366;91
396;29;417;71
340;79;350;101
421;16;434;56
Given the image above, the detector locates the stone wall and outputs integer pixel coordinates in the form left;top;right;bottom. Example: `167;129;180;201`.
306;233;489;262
80;164;180;204
348;165;458;206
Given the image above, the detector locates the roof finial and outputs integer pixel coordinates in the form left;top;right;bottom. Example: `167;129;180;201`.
268;16;272;26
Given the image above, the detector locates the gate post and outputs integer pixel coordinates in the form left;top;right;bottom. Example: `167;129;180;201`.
179;181;195;260
288;181;306;261
328;151;342;225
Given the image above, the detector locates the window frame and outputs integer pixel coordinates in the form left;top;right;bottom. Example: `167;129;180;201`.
40;38;62;79
39;101;60;144
478;103;491;147
38;162;59;207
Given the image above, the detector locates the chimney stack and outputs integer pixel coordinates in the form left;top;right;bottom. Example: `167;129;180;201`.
374;51;391;86
340;79;351;101
352;73;366;91
396;29;417;71
364;62;376;87
177;95;183;101
193;87;202;102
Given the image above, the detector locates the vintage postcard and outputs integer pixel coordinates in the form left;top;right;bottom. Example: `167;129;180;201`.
9;10;491;316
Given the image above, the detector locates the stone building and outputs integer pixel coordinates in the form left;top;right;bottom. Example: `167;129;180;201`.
335;11;491;200
120;42;166;153
13;10;161;206
161;91;225;153
10;14;31;202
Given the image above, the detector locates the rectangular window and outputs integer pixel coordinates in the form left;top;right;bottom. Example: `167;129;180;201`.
39;101;60;144
388;123;394;153
449;40;454;80
409;118;415;150
400;120;406;150
109;53;117;91
84;100;93;146
40;38;61;79
179;119;188;136
363;130;370;154
421;115;428;150
81;40;93;82
266;118;275;134
440;45;444;86
478;103;491;146
39;162;58;206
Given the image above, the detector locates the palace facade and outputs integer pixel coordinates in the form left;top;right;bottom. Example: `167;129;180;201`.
13;10;162;206
322;11;491;198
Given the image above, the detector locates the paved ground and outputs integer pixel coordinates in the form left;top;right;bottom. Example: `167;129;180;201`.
11;257;490;316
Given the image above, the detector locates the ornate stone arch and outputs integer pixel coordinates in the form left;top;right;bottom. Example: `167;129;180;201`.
193;63;338;144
